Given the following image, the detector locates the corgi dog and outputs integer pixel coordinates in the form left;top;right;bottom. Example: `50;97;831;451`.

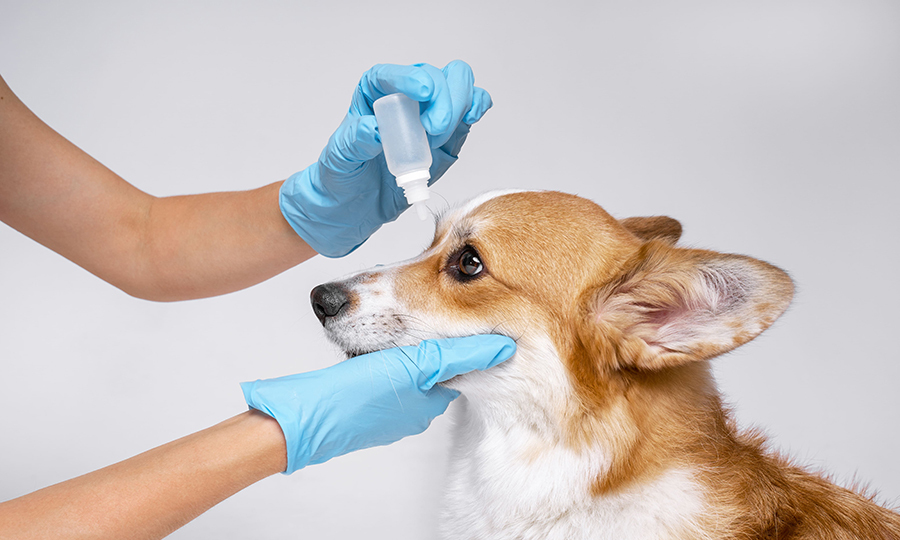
310;190;900;539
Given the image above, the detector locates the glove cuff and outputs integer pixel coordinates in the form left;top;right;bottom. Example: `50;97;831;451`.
241;380;310;475
279;167;365;258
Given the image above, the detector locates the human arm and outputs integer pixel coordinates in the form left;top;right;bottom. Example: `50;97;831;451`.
0;410;287;540
0;61;491;299
243;335;516;473
0;335;515;538
0;74;316;302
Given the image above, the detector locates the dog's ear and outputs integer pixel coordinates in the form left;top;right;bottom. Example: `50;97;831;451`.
579;241;793;371
620;216;682;245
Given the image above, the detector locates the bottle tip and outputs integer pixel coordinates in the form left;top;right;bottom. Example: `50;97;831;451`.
400;174;431;205
414;201;429;221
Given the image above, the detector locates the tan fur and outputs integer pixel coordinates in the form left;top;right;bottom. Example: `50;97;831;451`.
324;191;900;538
620;215;683;244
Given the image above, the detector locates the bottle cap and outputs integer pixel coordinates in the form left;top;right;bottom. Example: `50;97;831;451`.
395;169;431;187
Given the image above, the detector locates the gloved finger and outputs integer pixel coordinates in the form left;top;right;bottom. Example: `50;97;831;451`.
428;123;471;184
463;86;493;125
407;335;517;391
319;115;383;174
427;60;475;148
428;146;457;185
412;62;454;136
440;122;471;160
350;63;436;116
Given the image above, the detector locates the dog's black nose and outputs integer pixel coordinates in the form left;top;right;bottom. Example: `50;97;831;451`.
310;283;350;325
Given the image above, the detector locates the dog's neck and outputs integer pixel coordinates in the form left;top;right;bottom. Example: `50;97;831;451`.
448;335;575;438
448;334;721;471
440;336;716;538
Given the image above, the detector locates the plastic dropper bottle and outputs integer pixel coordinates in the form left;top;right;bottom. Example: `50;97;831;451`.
373;93;431;220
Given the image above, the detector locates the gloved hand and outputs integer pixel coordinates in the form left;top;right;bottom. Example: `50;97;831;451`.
280;60;493;257
241;335;516;474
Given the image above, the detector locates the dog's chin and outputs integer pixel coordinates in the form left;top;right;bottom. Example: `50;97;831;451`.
334;336;425;360
326;333;393;360
339;341;410;360
342;347;373;360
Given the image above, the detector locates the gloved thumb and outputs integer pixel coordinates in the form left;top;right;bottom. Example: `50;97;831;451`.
406;335;517;391
319;115;383;175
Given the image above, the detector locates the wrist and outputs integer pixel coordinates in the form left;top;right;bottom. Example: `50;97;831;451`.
278;166;365;258
238;410;288;476
241;377;311;474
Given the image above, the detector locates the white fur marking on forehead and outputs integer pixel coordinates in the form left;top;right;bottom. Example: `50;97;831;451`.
447;189;533;221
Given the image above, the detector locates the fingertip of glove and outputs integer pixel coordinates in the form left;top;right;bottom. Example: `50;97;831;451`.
406;63;438;100
463;87;493;125
428;334;517;367
443;59;472;72
362;63;435;105
480;335;517;367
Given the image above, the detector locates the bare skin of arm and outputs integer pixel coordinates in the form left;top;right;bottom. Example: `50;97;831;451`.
0;411;288;539
0;75;302;536
0;74;317;301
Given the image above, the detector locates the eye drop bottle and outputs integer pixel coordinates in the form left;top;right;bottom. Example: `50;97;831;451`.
373;93;431;220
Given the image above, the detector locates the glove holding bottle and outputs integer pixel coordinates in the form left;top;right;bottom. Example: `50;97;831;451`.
279;60;493;257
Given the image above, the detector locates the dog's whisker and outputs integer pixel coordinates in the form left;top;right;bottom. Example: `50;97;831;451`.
483;319;526;344
387;338;433;382
375;348;405;411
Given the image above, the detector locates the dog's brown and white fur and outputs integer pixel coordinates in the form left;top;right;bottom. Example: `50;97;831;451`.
312;190;900;539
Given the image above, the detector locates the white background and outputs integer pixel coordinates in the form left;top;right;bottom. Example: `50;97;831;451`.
1;1;898;537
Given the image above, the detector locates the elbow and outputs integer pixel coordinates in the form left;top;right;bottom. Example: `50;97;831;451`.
109;278;189;303
105;266;207;302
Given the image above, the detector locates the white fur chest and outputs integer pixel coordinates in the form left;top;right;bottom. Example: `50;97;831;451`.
440;411;705;540
437;340;706;540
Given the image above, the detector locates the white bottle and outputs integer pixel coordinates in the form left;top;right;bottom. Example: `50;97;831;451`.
373;93;431;220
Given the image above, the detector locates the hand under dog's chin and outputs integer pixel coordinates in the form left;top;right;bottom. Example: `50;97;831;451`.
337;341;497;395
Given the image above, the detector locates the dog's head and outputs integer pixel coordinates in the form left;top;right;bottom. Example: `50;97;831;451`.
311;190;793;439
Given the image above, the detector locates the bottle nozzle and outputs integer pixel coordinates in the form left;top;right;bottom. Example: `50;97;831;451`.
413;201;429;221
396;171;430;220
396;169;430;201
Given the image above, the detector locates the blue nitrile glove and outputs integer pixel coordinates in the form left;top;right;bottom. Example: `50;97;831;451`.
241;335;516;474
280;60;493;257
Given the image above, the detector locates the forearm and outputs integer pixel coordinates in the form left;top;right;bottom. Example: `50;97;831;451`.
0;410;287;540
0;74;316;301
136;181;316;301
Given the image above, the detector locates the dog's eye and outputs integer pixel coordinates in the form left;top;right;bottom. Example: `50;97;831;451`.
458;248;484;277
448;246;485;281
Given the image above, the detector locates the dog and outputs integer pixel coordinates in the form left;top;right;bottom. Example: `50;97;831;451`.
310;190;900;539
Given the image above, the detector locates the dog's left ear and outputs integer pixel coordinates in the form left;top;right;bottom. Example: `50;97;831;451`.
579;241;794;370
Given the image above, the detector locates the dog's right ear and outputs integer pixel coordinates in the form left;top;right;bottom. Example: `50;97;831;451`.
577;241;793;371
620;216;682;245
